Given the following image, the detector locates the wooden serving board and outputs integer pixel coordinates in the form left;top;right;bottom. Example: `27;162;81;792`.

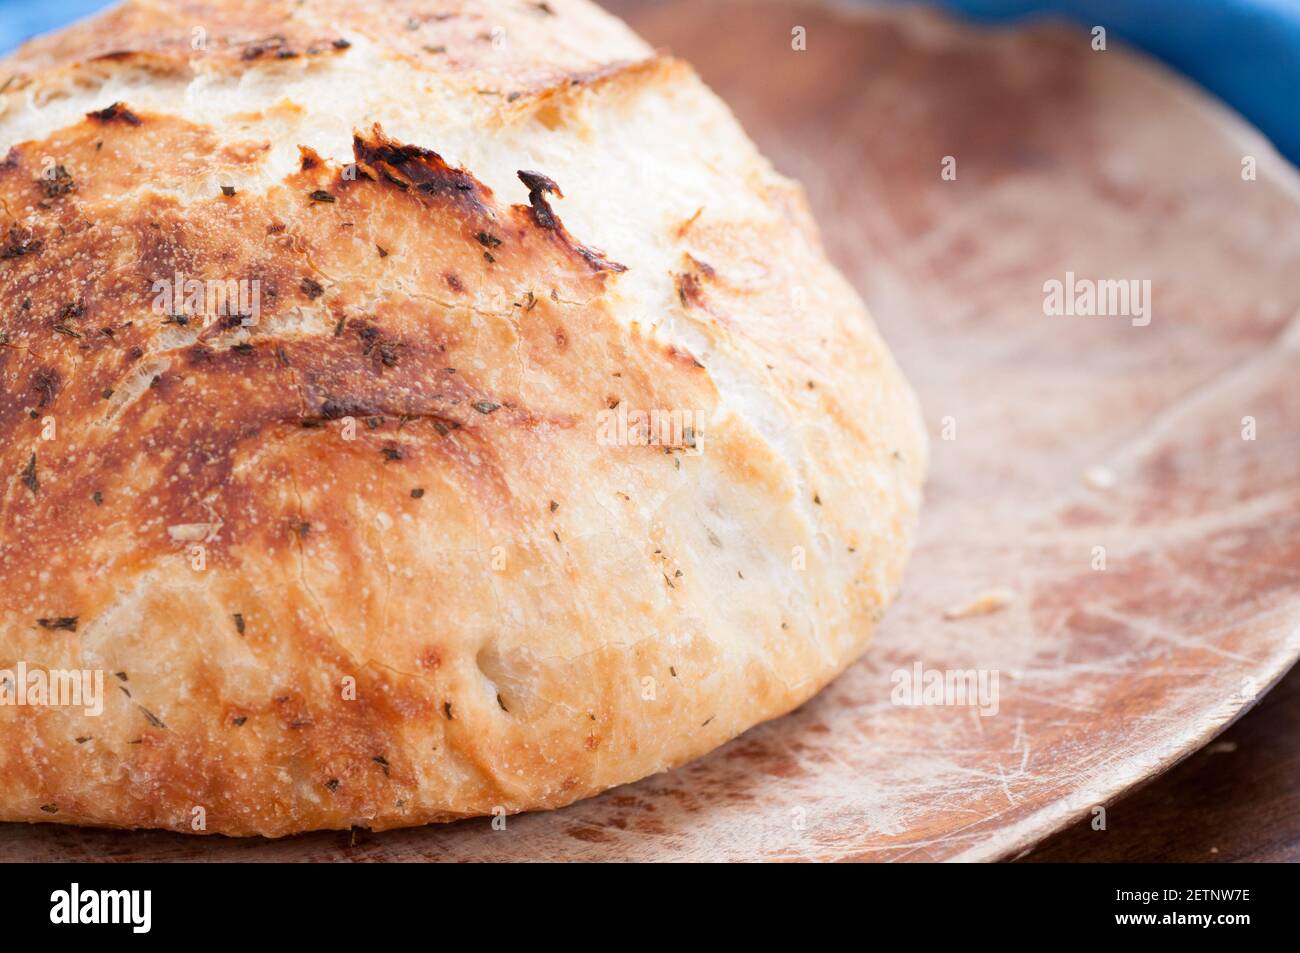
3;0;1298;861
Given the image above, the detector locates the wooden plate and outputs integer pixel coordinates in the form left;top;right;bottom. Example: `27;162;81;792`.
3;0;1298;861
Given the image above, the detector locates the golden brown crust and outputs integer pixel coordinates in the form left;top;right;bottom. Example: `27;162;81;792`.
0;0;924;835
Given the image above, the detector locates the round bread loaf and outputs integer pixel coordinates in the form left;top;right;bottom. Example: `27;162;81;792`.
0;0;925;835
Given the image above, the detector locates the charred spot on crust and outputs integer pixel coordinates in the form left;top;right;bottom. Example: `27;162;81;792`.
1;225;42;259
573;245;625;272
351;319;381;350
20;453;38;493
299;146;323;171
240;34;289;61
265;36;354;57
30;367;60;407
517;170;563;230
36;616;77;631
350;126;490;211
445;273;463;292
348;129;623;275
317;396;369;420
87;102;142;126
40;165;75;198
517;170;627;273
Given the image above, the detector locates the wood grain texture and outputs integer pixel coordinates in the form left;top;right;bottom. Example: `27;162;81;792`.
1021;661;1300;862
1;0;1297;861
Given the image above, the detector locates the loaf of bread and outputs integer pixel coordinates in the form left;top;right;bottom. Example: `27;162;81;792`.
0;0;925;835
